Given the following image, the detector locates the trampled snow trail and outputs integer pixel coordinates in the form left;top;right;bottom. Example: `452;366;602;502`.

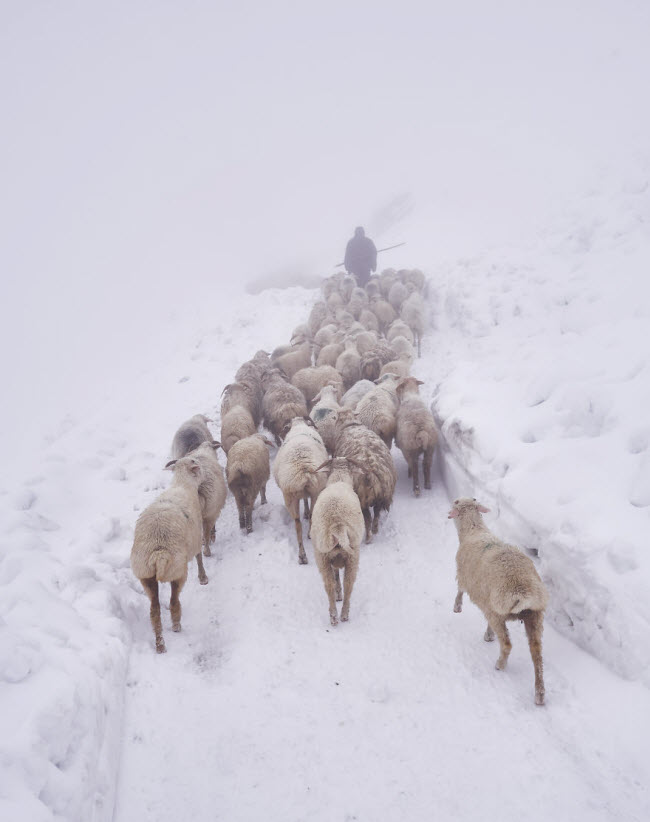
113;436;650;820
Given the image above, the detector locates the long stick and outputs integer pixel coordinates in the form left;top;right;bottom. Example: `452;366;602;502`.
335;241;406;268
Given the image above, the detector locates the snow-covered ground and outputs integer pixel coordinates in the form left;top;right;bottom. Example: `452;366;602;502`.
2;206;650;818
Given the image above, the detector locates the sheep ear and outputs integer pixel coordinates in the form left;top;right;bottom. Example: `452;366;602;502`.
189;459;201;476
478;504;490;513
416;380;424;386
447;509;459;519
164;459;177;470
261;437;275;448
314;459;332;472
211;440;221;451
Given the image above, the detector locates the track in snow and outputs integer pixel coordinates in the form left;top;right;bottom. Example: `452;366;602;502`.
113;448;650;822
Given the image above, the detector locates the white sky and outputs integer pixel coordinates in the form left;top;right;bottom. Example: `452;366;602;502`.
1;0;648;472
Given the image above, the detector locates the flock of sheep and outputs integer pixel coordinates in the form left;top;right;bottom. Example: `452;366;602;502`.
130;267;549;705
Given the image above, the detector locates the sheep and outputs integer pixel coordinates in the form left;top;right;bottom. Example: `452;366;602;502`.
309;384;342;454
235;351;271;425
394;377;438;496
335;338;361;391
355;373;401;449
358;308;379;333
340;274;356;302
326;291;345;312
448;497;549;706
291;365;343;408
166;441;228;556
379;355;411;379
316;341;345;368
272;417;328;564
334;308;355;332
379;268;397;298
310;457;365;625
369;295;397;335
386;319;414;345
290;323;310;344
261;370;309;446
226;433;274;533
346;287;368;319
307;301;330;338
402;268;426;292
349;329;378;357
313;323;338;355
170;414;214;459
332;408;397;543
273;341;313;380
388;334;414;360
365;277;381;299
130;455;206;653
360;341;398;382
388;279;408;313
221;382;260;428
400;288;426;357
220;405;257;454
341;379;376;408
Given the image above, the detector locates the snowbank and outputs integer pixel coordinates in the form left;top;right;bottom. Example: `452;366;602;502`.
428;172;650;684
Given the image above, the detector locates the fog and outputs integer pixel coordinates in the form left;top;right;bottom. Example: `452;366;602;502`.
1;0;648;473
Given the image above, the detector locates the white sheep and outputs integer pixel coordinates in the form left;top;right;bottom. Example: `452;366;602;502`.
316;341;345;368
335;338;361;391
291;365;343;408
272;417;328;564
387;319;415;345
369;295;397;335
273;341;313;380
220;405;257;454
379;356;411;379
341;379;376;408
130;455;206;653
170;441;228;556
170;414;214;459
400;288;426;358
309;384;342;454
448;497;549;705
388;279;408;313
226;433;273;533
394;377;438;496
261;370;309;446
355;373;401;450
310;457;365;625
333;408;397;542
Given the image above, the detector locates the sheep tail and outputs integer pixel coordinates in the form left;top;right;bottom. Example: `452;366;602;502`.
416;430;430;451
152;547;172;581
330;528;353;555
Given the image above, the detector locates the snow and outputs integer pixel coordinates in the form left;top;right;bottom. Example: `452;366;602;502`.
3;1;650;820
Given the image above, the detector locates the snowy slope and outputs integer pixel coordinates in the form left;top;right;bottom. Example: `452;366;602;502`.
3;247;650;820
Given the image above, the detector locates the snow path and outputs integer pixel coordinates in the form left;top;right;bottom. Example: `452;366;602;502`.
113;455;650;821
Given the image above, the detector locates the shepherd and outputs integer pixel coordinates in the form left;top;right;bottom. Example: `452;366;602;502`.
343;227;377;288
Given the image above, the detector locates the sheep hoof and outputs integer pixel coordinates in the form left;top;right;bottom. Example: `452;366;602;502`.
172;623;181;633
246;526;253;535
299;554;308;565
453;603;462;613
484;628;494;641
365;534;373;545
535;691;545;706
340;612;349;622
495;658;507;671
424;482;431;490
203;547;212;557
156;640;167;653
330;614;339;626
199;575;209;585
414;486;421;497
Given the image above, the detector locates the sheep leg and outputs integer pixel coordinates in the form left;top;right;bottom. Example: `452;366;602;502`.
307;492;319;539
210;524;216;543
141;577;165;653
322;566;338;625
492;617;512;670
170;580;182;633
195;551;209;585
407;465;412;478
417;333;421;358
411;454;420;497
523;610;546;705
334;567;343;602
371;504;381;534
340;558;358;622
260;484;267;505
423;449;433;490
236;498;246;530
453;590;463;613
245;507;253;534
303;495;310;520
202;521;212;557
363;508;372;544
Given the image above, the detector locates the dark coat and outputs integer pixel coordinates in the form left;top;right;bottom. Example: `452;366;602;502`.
344;234;377;286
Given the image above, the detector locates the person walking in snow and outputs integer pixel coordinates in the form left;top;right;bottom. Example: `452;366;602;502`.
344;227;377;288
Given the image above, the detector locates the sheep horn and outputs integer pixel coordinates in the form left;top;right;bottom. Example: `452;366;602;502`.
164;459;177;470
313;459;332;472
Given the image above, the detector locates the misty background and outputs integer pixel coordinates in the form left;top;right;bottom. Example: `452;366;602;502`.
1;0;648;476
